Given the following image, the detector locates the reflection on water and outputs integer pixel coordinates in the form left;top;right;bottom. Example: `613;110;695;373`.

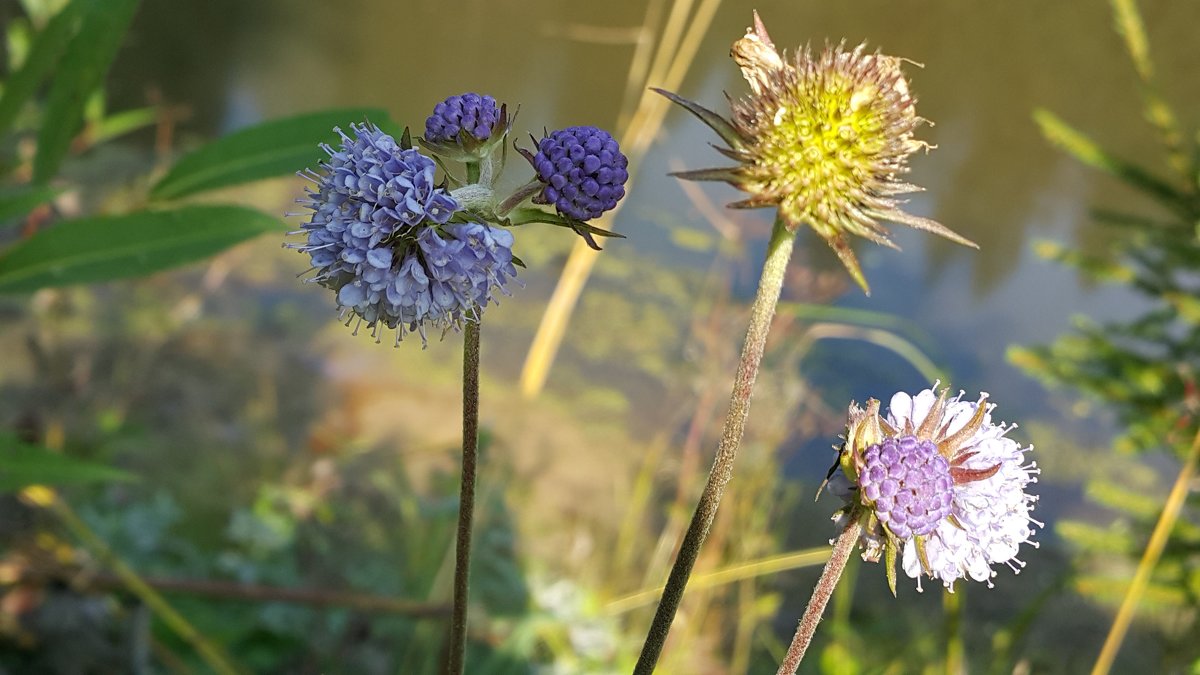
112;0;1200;428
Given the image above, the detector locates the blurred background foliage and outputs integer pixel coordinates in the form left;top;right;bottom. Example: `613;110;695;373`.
0;0;1198;673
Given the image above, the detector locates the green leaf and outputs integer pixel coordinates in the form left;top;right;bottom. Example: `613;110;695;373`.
0;0;86;136
0;204;278;293
150;108;396;201
33;0;141;183
0;184;60;222
1033;109;1188;212
0;434;135;491
89;106;158;146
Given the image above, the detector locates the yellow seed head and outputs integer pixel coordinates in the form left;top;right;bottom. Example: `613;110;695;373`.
660;13;977;294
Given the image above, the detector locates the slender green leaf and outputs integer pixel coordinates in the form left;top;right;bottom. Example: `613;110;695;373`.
0;434;135;491
0;0;85;136
33;0;140;183
0;204;278;293
89;106;157;146
1033;109;1187;211
150;108;397;201
0;184;60;222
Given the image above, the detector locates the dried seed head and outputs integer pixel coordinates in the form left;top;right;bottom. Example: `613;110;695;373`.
662;13;977;294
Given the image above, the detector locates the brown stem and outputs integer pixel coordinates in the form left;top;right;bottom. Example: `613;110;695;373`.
776;512;860;675
446;319;481;675
634;219;795;673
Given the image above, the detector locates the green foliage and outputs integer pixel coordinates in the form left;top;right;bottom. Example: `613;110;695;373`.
0;205;280;293
33;0;141;183
150;108;398;201
1016;0;1200;668
0;184;60;222
0;0;84;136
0;433;135;490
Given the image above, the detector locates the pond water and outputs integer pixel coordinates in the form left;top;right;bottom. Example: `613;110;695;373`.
113;0;1200;435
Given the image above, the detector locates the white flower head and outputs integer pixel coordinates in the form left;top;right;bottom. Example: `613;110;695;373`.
830;385;1041;593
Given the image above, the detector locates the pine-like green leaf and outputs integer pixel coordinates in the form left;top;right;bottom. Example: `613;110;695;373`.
150;108;398;201
1033;109;1187;212
33;0;141;183
0;204;278;293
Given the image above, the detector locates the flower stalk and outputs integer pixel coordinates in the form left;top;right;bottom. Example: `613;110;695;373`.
447;318;482;675
634;216;795;673
776;507;861;675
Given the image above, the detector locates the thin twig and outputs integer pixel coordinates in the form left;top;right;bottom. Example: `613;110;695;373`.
11;570;451;617
776;511;861;675
446;319;482;675
22;487;242;675
633;218;795;674
1091;424;1200;675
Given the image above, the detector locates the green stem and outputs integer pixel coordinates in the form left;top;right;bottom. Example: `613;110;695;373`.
495;179;543;217
776;511;860;675
944;585;965;674
38;490;241;675
634;218;795;673
446;319;481;675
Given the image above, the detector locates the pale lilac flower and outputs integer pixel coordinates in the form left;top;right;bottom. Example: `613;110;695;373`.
831;386;1041;592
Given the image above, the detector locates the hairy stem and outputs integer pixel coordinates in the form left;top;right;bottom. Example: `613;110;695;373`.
634;218;795;673
446;319;481;675
776;511;861;675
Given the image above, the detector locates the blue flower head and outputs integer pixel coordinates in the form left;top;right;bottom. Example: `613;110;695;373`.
528;126;628;221
291;122;518;344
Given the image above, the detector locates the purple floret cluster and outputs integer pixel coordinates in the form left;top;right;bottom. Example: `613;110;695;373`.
425;93;501;143
532;126;628;221
294;123;516;343
858;435;954;539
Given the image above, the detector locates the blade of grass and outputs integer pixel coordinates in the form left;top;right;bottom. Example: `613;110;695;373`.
519;0;723;397
1090;423;1200;675
793;322;947;385
20;487;242;675
605;546;829;614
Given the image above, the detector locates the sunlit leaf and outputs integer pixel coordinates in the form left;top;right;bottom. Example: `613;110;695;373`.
149;108;397;201
33;0;140;183
0;184;60;222
88;106;158;146
0;0;85;137
1086;479;1162;520
1056;520;1134;554
0;204;278;293
0;434;135;491
1033;109;1187;212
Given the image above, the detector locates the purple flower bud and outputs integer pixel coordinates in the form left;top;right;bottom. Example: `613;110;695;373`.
425;92;501;144
531;126;628;221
